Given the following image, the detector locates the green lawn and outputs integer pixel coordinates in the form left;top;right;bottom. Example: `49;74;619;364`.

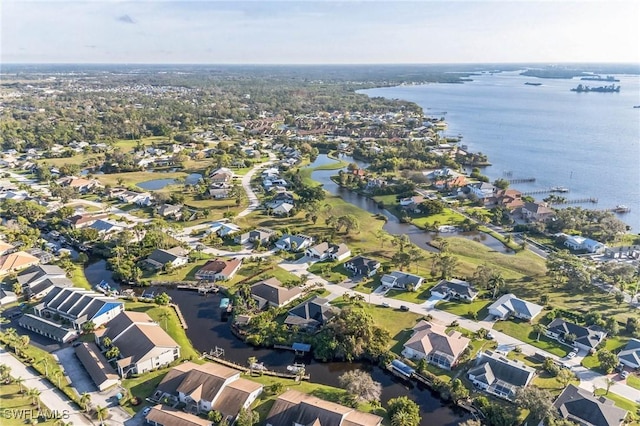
627;374;640;391
124;302;199;360
0;382;55;426
307;262;350;284
68;263;92;289
121;368;170;414
435;298;491;320
492;319;571;357
95;171;188;187
581;336;630;372
144;258;212;283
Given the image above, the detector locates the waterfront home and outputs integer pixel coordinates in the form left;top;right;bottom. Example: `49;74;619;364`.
344;255;381;277
74;342;120;391
265;389;383;426
618;338;640;369
234;227;276;245
0;251;40;276
467;182;497;203
146;247;189;270
430;278;479;301
89;219;127;237
95;311;180;377
305;242;351;262
520;201;554;222
209;167;234;183
284;296;338;331
152;361;262;420
275;234;313;252
194;258;242;281
468;351;535;401
495;189;524;210
208;186;231;199
18;264;71;300
562;234;606;253
402;320;470;370
488;293;543;321
145;405;214;426
381;271;424;291
251;278;303;308
552;384;627;426
546;319;606;353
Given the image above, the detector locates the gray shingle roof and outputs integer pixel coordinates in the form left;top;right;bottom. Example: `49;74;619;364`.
554;384;627;426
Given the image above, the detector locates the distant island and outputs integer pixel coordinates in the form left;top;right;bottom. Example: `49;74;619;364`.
571;84;620;93
580;75;620;82
524;82;542;86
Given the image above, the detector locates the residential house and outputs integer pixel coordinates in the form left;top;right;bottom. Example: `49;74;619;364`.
0;251;40;276
430;278;479;301
251;278;303;308
146;247;189;270
89;219;127;237
270;200;294;216
63;213;108;229
34;286;124;331
563;235;606;253
284;296;338;331
305;242;351;262
56;176;102;193
146;405;212;426
207;221;241;237
520;201;554;222
468;351;535;400
194;258;242;281
402;320;471;370
156;203;183;219
265;390;383;426
18;314;78;343
344;255;381;277
495;189;524;210
399;195;424;213
95;311;180;377
26;248;55;265
381;271;424;291
618;338;640;369
552;384;628;426
488;294;543;321
467;182;497;203
234;228;276;245
0;287;18;305
117;190;153;207
18;264;71;300
275;234;313;252
74;342;120;391
0;240;15;255
546;319;607;353
152;361;263;420
208;186;231;199
209;167;234;183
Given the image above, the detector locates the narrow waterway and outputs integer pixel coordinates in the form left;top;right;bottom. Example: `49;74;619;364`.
310;154;510;253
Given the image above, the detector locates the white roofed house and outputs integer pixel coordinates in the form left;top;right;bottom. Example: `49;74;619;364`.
488;294;543;321
563;234;606;254
467;182;497;204
275;234;314;252
402;321;471;370
380;271;424;291
305;242;351;262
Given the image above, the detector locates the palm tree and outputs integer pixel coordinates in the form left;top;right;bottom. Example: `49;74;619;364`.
159;311;170;330
53;370;63;388
105;346;120;360
80;392;92;412
40;358;49;377
28;387;41;407
489;273;505;299
0;363;10;381
605;378;615;395
15;376;25;393
95;405;108;424
532;324;545;341
247;356;257;376
102;336;112;348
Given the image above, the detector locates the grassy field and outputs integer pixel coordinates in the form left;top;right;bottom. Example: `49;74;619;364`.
435;298;492;320
627;374;640;391
124;302;199;360
68;263;92;290
581;336;631;371
492;319;571;357
0;382;55;426
121;368;169;414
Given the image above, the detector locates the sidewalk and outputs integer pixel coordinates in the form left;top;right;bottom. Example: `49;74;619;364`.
0;349;94;426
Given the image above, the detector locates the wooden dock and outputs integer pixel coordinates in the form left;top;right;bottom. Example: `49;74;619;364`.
169;303;188;329
203;352;310;381
552;197;598;205
507;177;536;184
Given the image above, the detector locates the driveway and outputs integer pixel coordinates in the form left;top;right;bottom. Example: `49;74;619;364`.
54;347;132;426
422;294;444;309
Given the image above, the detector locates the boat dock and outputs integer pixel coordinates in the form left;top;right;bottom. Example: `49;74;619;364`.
507;177;536;184
169;303;188;329
203;351;310;381
522;187;570;196
551;197;598;205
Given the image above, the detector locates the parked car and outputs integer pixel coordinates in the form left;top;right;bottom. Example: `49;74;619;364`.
381;302;390;308
142;407;151;416
620;370;630;379
400;305;410;311
567;351;577;359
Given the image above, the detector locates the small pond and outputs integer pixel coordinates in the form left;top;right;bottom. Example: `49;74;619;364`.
137;173;202;190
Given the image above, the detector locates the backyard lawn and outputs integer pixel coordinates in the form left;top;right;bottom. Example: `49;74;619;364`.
121;368;170;414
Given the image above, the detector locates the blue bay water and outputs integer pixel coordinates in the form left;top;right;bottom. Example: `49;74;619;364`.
359;71;640;231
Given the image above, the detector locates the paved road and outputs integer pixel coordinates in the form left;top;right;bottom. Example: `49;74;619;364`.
237;152;277;218
0;348;94;426
278;257;640;404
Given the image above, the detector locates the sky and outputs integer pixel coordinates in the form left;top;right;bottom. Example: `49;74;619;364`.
2;0;639;64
